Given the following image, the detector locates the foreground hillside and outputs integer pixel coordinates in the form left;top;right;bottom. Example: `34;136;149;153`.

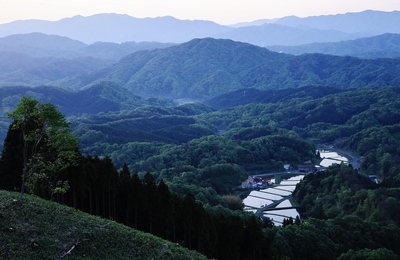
0;190;206;259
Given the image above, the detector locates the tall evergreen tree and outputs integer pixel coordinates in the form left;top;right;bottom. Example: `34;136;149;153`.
131;173;145;229
0;123;24;191
116;163;132;224
143;172;158;233
156;179;174;239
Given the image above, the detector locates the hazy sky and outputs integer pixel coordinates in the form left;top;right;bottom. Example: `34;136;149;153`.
1;0;399;25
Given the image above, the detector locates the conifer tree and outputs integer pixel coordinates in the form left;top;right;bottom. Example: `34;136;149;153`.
0;123;24;191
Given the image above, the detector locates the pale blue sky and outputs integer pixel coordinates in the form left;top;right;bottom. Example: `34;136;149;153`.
1;0;399;25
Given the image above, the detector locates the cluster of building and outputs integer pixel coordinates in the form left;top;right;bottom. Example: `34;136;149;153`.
240;175;274;189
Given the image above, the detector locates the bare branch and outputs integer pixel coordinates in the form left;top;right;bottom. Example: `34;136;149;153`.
60;239;81;259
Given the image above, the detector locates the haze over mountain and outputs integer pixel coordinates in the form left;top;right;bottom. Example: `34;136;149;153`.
0;10;399;101
0;82;173;117
2;37;400;100
267;33;400;59
0;10;399;45
2;6;400;260
274;10;400;35
0;51;110;86
0;14;231;44
53;38;400;100
213;23;360;46
0;32;174;60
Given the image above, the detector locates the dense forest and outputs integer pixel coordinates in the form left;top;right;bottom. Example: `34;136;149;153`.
2;34;400;259
2;37;400;98
67;38;400;98
2;83;400;258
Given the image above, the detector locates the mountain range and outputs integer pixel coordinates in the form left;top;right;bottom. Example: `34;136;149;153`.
0;14;230;44
0;10;400;101
2;36;400;100
1;10;400;45
2;9;400;260
0;32;174;60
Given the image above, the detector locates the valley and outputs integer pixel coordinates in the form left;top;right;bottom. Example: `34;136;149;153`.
1;9;400;259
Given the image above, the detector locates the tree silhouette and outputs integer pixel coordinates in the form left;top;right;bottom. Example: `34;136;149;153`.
6;97;79;200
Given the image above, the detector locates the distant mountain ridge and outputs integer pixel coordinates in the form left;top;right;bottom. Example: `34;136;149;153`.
0;32;175;60
274;10;400;35
213;23;360;46
267;33;400;59
0;14;231;44
0;10;399;45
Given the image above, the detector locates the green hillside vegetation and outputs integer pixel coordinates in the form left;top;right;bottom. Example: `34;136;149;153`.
3;36;400;259
202;86;400;180
0;97;274;259
2;85;399;199
0;83;174;149
0;54;110;87
2;38;400;100
60;85;400;219
1;87;400;258
57;38;400;99
71;101;318;200
204;85;345;109
271;163;400;259
0;190;206;259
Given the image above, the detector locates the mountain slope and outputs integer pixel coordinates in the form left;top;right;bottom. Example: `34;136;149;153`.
59;38;400;100
205;85;346;109
0;32;86;58
82;38;290;99
2;37;400;100
0;190;206;259
0;82;170;117
267;33;400;58
0;52;110;86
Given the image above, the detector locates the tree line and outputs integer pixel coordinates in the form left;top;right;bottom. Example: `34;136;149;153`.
0;97;273;259
4;92;400;259
1;152;273;259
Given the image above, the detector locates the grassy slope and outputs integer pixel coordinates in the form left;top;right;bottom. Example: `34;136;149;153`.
0;190;206;259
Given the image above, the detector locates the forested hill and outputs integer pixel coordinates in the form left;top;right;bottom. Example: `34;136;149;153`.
205;85;346;109
2;37;400;99
56;38;400;99
0;83;174;117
